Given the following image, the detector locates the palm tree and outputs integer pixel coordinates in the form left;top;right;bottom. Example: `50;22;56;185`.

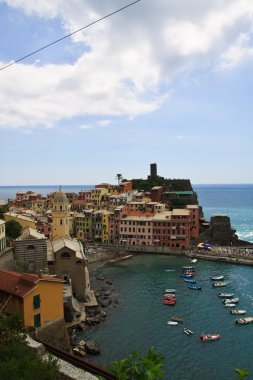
116;173;123;185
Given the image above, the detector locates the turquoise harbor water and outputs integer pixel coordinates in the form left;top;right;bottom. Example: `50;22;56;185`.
85;255;253;380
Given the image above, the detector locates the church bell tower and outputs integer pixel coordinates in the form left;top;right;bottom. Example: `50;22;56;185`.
51;187;70;239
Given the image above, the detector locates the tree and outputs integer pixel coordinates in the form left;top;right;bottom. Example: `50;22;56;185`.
0;314;60;380
0;205;9;220
99;347;165;380
116;174;123;185
5;220;22;239
235;368;250;380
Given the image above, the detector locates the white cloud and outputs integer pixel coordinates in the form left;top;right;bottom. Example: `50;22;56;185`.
80;124;93;129
97;120;111;127
1;0;253;130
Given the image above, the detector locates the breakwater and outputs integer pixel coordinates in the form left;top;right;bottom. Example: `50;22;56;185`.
85;243;253;268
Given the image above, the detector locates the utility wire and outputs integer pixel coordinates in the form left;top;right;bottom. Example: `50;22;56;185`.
0;0;141;71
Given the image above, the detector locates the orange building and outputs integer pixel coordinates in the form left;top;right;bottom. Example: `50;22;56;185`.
0;270;64;328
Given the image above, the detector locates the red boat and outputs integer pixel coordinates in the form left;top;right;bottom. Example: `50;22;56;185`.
163;294;176;300
163;299;176;305
200;333;221;342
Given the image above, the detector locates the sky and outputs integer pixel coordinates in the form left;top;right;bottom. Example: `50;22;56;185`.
1;0;253;185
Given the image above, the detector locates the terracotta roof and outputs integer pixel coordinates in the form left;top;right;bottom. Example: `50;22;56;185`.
128;211;154;217
0;270;62;298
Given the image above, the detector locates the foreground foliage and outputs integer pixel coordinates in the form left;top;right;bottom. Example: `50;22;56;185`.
0;314;60;380
98;347;165;380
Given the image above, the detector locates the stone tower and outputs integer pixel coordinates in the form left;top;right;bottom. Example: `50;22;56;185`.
51;188;70;239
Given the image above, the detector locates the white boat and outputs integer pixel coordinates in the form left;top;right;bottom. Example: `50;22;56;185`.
224;303;236;307
211;275;224;281
167;321;178;325
230;310;246;315
212;282;228;287
164;289;176;293
191;259;197;263
223;298;239;304
218;293;234;298
184;328;193;335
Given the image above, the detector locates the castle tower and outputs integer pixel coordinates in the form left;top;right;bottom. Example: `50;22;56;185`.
51;188;70;239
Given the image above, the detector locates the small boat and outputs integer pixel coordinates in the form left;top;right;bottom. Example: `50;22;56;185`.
200;333;221;342
171;316;183;323
163;299;176;305
218;293;234;298
184;278;197;283
230;310;246;315
181;273;193;278
235;317;253;325
191;259;197;263
164;289;176;293
212;282;228;287
184;328;193;336
182;266;194;270
211;275;224;281
223;298;239;304
163;294;176;301
167;321;178;325
165;269;176;272
224;303;236;307
188;285;201;290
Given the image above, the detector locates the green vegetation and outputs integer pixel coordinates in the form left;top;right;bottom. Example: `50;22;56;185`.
0;205;9;219
5;220;22;239
98;347;165;380
235;368;250;379
0;313;60;380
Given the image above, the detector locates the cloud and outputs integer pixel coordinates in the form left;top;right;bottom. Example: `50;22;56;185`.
80;124;93;129
1;0;253;130
97;119;111;127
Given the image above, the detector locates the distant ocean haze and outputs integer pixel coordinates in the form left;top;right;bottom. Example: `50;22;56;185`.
1;183;252;243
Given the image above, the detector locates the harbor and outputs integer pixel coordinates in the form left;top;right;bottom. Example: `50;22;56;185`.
81;253;253;380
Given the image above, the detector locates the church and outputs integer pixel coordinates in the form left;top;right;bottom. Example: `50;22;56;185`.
47;187;91;301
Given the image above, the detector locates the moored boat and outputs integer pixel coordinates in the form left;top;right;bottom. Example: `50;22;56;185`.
200;333;221;342
191;259;197;263
167;321;178;325
164;289;176;293
230;310;246;315
212;282;228;287
184;328;193;335
211;275;224;281
235;317;253;325
181;273;193;278
182;266;194;270
171;316;183;323
223;298;239;304
218;293;234;298
224;303;236;307
188;285;201;290
162;299;176;305
184;278;196;283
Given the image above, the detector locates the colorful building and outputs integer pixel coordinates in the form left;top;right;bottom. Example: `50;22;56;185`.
0;270;64;328
0;219;6;252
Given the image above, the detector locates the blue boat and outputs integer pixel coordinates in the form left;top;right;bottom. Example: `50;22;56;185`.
184;278;196;283
188;285;202;290
181;273;193;278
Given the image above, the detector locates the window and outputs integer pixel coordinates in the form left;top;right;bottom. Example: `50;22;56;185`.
61;252;71;258
33;295;41;309
34;313;41;328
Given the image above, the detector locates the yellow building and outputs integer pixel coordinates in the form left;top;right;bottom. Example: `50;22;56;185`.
4;212;36;229
51;188;70;239
0;270;64;328
91;188;108;204
102;211;110;243
0;219;6;252
74;211;93;240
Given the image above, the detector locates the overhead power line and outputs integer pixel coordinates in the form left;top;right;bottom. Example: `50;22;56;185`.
0;0;141;71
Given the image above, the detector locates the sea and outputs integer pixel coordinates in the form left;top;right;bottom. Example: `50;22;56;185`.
1;184;253;379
